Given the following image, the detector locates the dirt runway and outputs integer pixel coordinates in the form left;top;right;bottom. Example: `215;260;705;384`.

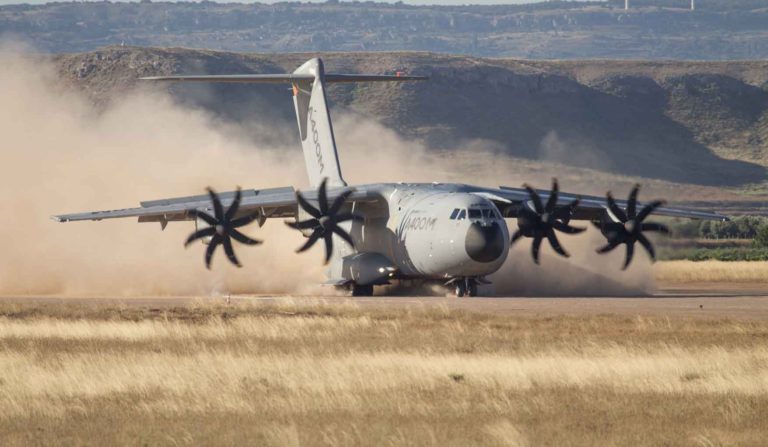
2;282;767;320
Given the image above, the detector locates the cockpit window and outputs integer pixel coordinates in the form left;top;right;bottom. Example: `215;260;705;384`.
468;209;482;219
457;209;467;220
449;208;460;220
482;209;493;219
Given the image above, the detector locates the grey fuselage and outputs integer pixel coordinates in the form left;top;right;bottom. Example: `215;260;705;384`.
326;183;510;282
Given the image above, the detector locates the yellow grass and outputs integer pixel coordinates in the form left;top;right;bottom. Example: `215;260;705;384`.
655;260;768;283
1;301;767;446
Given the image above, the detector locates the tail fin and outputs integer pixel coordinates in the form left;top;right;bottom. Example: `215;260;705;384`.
141;58;426;187
291;58;345;188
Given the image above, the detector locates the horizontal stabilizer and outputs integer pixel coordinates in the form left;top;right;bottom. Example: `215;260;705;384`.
140;73;427;83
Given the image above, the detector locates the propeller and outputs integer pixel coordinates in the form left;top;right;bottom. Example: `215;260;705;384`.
286;178;363;264
185;187;262;269
510;179;586;264
595;184;670;270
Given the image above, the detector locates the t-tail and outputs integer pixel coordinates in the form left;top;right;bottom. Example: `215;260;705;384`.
142;58;427;188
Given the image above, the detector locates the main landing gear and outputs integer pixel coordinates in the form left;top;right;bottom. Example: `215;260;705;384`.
454;278;478;298
351;283;374;297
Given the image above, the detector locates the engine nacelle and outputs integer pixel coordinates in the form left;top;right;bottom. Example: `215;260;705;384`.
341;252;396;286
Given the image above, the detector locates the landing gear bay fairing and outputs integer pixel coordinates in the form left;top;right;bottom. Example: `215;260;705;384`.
53;58;727;297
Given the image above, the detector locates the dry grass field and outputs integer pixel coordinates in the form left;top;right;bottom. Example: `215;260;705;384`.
0;299;767;446
655;260;768;284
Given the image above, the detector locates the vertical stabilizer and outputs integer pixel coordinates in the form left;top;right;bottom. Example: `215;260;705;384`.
291;58;346;188
140;58;426;189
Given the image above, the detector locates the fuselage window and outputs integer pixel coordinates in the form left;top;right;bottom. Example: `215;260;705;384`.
468;209;482;219
450;208;460;220
457;209;467;220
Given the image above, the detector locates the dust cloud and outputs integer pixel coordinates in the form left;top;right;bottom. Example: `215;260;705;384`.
0;45;654;297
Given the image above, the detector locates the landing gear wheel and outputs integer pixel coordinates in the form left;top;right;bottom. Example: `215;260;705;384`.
454;282;466;298
467;280;478;297
352;284;374;297
454;279;478;298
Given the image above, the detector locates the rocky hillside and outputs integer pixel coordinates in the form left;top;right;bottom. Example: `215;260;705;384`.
53;47;768;189
3;1;768;59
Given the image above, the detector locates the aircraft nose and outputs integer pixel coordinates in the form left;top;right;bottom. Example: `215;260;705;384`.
465;221;506;263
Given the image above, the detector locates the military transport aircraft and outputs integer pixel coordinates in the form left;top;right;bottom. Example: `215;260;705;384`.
53;58;727;297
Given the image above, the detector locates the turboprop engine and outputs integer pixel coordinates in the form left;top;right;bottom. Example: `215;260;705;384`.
341;252;397;286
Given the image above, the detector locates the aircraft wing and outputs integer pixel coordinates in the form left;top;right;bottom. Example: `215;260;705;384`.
52;186;377;226
474;185;728;221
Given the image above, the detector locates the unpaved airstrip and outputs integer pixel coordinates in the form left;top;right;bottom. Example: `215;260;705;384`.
3;282;768;320
1;283;766;446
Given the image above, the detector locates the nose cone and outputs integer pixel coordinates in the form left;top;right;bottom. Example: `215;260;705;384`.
465;222;506;263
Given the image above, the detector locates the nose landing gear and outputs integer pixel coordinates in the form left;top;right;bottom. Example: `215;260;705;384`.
453;278;478;297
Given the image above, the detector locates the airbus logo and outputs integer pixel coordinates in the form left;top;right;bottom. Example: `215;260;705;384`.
308;106;325;173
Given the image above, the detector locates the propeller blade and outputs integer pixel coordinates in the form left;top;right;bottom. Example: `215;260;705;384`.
204;234;222;269
323;232;333;264
636;200;666;223
597;184;669;270
637;233;656;261
221;236;241;267
546;228;569;258
510;229;524;244
296;191;322;219
189;210;217;226
230;229;261;246
332;225;356;248
184;226;216;247
606;192;628;223
627;184;640;219
552;221;586;234
230;213;259;228
641;222;670;234
328;189;353;216
523;184;544;214
207;188;224;220
296;228;322;253
285;219;319;230
531;236;542;264
318;178;329;214
288;180;363;265
597;240;621;254
622;241;635;270
554;198;580;223
544;179;559;213
224;187;242;221
187;187;265;269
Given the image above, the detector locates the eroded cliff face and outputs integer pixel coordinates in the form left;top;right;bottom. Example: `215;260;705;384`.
52;47;768;187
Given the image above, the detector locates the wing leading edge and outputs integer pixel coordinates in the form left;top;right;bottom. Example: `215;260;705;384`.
52;186;377;224
475;185;728;221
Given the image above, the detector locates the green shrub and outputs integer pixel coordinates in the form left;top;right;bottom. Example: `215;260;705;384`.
754;225;768;248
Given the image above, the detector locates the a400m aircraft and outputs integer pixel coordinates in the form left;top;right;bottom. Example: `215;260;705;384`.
53;57;727;297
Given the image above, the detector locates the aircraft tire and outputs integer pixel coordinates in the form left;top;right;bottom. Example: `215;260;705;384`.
455;282;466;298
467;280;478;297
352;284;374;297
